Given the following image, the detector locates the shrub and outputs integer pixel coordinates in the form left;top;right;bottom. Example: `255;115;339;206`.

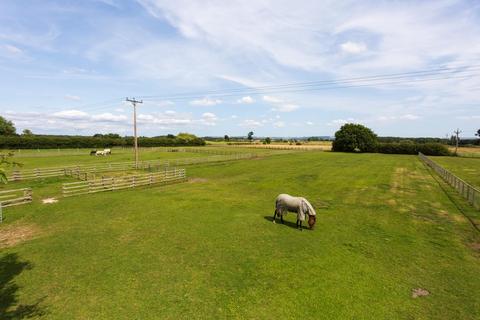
332;123;377;152
376;142;450;156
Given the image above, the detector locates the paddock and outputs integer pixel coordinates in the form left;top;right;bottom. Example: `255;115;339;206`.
0;149;479;319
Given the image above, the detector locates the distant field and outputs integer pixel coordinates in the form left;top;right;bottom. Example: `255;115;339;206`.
434;156;480;189
448;146;480;158
1;149;479;319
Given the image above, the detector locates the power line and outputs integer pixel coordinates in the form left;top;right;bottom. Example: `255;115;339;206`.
39;62;480;114
136;64;480;101
140;70;480;103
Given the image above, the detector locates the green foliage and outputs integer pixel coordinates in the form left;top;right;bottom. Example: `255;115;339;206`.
0;116;16;136
264;137;271;144
247;131;254;142
0;134;206;149
0;152;22;184
376;142;451;156
224;134;230;142
22;129;33;136
93;133;121;139
332;123;377;152
378;136;446;143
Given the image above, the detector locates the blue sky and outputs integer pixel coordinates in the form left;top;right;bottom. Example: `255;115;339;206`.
0;0;479;137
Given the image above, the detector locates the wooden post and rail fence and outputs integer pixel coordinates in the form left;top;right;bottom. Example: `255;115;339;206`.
62;168;187;198
7;153;257;181
0;188;33;222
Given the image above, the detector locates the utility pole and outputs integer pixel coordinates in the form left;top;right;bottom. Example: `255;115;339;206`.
126;97;143;168
453;128;462;155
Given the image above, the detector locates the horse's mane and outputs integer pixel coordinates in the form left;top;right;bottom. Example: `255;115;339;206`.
303;198;316;216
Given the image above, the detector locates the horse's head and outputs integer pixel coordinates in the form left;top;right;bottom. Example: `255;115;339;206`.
308;214;316;229
302;199;317;229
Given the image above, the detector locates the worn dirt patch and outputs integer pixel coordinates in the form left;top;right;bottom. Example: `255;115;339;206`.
42;198;58;204
391;167;407;194
412;288;430;298
188;178;208;183
0;223;41;249
469;242;480;252
386;199;397;206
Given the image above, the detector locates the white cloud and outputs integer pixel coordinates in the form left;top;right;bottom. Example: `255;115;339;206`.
399;114;420;120
190;97;222;106
262;95;300;112
237;96;255;104
271;103;299;113
231;115;238;119
263;95;283;104
164;110;176;115
201;112;218;126
91;113;127;122
202;112;217;119
306;121;314;125
4;44;23;55
147;100;175;107
340;41;367;54
273;121;285;128
327;118;358;126
64;94;81;101
456;115;480;120
52;110;89;120
240;119;263;128
217;74;266;87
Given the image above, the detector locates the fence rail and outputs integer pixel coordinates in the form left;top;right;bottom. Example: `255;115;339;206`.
419;152;480;209
8;153;257;181
0;188;33;208
62;168;186;197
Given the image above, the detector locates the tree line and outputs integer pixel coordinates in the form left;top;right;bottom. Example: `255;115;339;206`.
0;115;205;148
332;123;454;156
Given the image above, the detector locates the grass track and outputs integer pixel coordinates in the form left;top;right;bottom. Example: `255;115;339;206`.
1;152;479;319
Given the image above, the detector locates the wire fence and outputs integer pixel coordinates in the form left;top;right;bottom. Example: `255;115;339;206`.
418;152;480;210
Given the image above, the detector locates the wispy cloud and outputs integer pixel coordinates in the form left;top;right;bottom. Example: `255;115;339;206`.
64;94;81;101
190;97;222;106
237;96;254;104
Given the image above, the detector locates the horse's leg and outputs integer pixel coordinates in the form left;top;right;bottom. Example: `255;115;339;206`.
280;213;284;224
272;210;277;223
297;219;303;231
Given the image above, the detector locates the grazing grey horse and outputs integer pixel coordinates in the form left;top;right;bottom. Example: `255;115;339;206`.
273;194;317;230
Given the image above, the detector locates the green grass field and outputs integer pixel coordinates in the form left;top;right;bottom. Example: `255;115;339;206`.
1;150;479;319
434;156;480;189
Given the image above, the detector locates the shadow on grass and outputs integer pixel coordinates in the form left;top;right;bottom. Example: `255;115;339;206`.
263;216;309;230
0;253;46;319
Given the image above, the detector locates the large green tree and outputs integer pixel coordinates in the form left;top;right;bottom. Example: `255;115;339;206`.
332;123;377;152
247;131;254;142
0;116;16;136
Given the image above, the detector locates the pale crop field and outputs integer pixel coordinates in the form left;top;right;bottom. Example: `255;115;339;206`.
1;148;479;319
